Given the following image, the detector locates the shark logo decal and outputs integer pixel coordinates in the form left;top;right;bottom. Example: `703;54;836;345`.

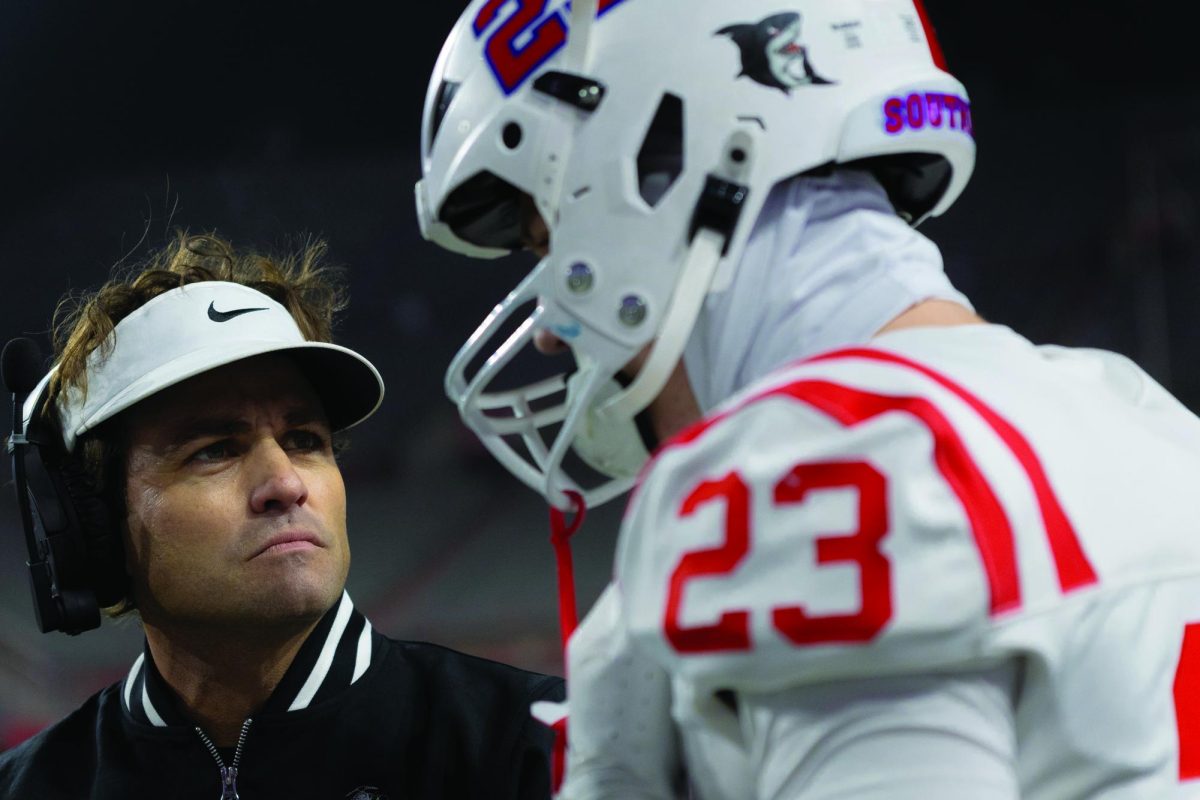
717;12;834;93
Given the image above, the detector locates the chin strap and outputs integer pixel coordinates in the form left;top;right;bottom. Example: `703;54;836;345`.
597;168;751;424
563;0;598;70
597;228;725;424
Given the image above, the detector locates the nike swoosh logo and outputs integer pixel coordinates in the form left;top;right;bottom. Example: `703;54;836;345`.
207;301;268;322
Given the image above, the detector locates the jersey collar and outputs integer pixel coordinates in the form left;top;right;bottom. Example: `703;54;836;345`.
122;591;378;727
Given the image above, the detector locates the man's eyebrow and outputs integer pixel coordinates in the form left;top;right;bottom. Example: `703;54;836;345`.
284;407;329;427
158;406;326;449
161;417;253;449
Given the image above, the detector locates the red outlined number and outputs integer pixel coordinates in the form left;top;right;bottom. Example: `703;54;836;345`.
665;472;752;653
656;357;1097;657
1175;623;1200;780
472;0;512;34
475;0;567;95
772;462;892;645
664;462;893;653
474;0;632;95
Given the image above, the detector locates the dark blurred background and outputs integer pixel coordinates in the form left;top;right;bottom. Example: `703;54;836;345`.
1;0;1197;749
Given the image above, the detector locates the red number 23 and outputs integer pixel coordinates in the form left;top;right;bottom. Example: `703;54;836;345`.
664;461;891;653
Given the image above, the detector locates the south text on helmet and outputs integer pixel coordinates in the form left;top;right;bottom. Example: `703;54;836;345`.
883;92;973;137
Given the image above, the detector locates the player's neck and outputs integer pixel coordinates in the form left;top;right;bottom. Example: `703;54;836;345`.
875;299;986;336
683;174;971;411
143;616;319;745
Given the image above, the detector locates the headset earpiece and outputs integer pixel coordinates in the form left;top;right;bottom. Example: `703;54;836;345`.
58;455;127;608
4;337;126;634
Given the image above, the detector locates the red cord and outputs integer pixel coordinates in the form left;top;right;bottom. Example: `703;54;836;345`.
548;490;586;654
547;490;586;794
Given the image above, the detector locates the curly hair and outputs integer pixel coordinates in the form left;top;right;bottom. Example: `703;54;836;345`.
44;231;348;617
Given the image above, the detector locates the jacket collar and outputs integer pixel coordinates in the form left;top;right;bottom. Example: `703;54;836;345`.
122;591;377;727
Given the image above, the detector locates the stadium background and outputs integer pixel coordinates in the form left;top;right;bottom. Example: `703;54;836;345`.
0;0;1196;749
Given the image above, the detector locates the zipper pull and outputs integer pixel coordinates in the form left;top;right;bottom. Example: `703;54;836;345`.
219;764;239;800
196;717;251;800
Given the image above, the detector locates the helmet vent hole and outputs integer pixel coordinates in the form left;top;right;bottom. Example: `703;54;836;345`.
502;122;524;150
428;80;461;151
636;93;684;208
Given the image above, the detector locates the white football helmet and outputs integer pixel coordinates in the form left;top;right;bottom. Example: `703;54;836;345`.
418;0;975;508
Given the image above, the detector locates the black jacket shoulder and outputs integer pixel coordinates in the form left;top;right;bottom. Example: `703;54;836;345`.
0;635;564;800
367;638;565;798
0;685;126;797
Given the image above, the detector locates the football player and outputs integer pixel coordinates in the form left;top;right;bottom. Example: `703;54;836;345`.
417;0;1200;796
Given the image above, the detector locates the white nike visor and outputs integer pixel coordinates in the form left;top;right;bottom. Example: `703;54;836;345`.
24;281;385;452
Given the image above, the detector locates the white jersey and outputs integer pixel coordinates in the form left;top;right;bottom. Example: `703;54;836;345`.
572;324;1200;799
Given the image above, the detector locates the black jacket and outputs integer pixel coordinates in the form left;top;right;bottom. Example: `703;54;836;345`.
0;593;564;799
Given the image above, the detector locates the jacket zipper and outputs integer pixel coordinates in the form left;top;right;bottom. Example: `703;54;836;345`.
195;718;253;800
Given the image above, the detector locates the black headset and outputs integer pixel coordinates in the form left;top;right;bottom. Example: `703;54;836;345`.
3;337;128;634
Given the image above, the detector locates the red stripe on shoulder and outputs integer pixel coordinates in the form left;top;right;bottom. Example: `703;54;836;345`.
1175;623;1200;779
777;379;1021;614
809;347;1098;593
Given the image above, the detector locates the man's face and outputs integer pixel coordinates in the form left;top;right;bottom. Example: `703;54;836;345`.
121;354;349;631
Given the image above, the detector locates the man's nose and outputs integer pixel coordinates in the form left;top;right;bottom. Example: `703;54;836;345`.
248;441;309;514
533;328;569;355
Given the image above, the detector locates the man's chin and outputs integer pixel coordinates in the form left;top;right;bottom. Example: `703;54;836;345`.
208;570;345;631
246;546;346;598
256;575;343;620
